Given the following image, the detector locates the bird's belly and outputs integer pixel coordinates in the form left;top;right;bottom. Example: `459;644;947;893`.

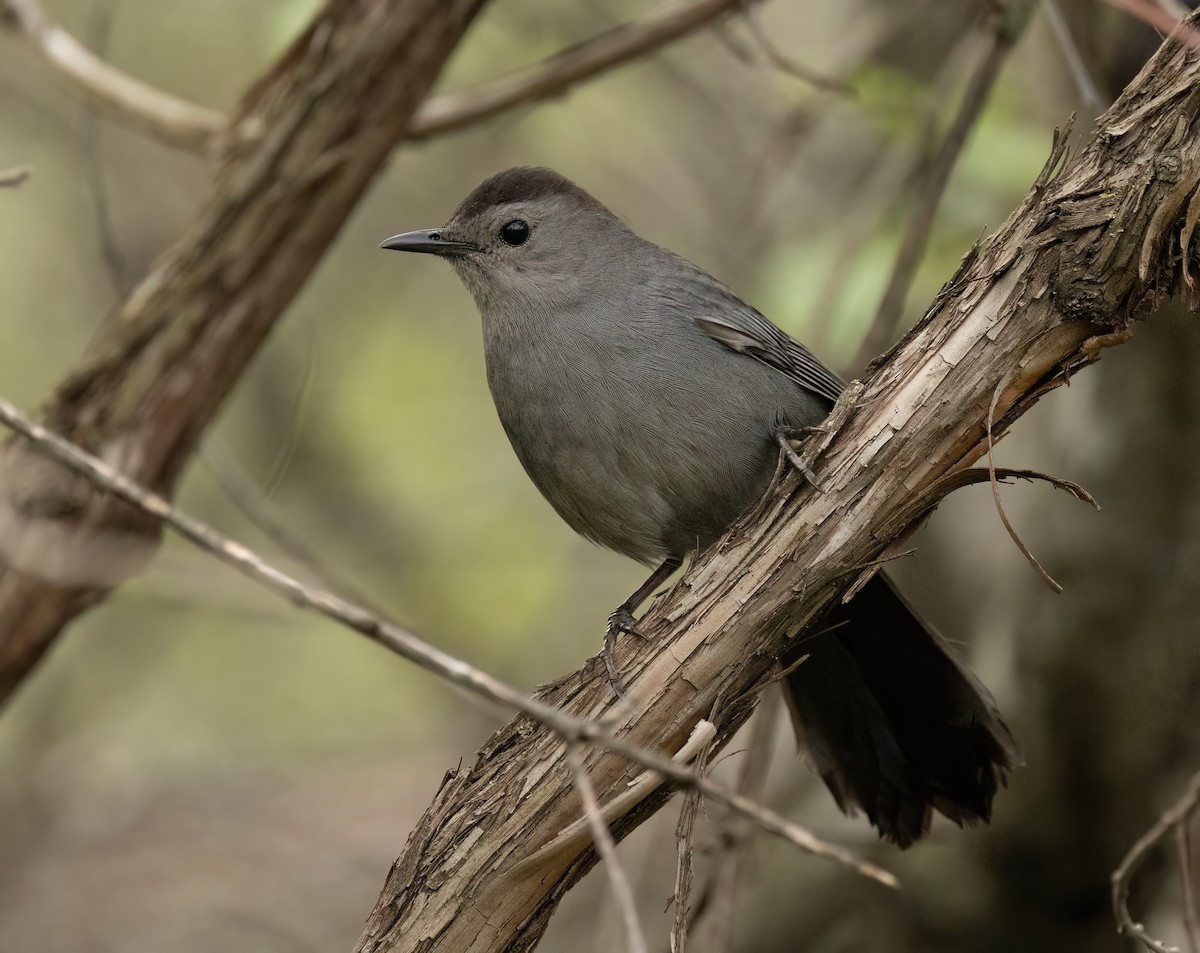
488;358;784;564
496;393;678;564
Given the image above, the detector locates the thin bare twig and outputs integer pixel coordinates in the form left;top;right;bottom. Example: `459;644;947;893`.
5;0;751;153
903;464;1099;524
854;15;1020;369
1112;770;1200;953
1041;0;1107;114
1;0;229;152
410;0;749;139
0;395;896;888
567;743;649;953
735;0;854;95
1105;0;1200;53
517;721;719;878
1179;821;1200;953
1176;816;1195;950
986;375;1065;593
749;0;936;240
200;441;389;616
69;24;363;618
695;696;779;953
806;28;974;352
669;719;718;953
79;0;134;296
0;166;31;187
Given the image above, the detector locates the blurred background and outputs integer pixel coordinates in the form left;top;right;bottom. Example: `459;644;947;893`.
1;1;1198;950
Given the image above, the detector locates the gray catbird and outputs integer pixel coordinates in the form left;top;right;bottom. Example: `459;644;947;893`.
381;167;1017;847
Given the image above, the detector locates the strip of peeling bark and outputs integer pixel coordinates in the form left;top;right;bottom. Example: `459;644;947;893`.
353;18;1200;953
0;0;492;702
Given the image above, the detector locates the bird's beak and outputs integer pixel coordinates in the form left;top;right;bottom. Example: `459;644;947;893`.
379;229;477;256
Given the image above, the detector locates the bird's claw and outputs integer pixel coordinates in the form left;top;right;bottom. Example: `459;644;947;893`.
602;608;643;698
774;428;824;491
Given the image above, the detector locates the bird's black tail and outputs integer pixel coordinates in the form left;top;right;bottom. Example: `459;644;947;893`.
783;573;1018;848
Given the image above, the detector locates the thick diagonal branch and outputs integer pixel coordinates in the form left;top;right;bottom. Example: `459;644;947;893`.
353;17;1200;953
0;0;492;701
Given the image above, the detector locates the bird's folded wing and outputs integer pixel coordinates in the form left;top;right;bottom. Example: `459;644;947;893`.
694;310;845;406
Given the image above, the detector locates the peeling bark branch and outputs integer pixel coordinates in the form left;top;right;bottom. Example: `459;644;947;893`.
349;16;1200;953
0;0;493;700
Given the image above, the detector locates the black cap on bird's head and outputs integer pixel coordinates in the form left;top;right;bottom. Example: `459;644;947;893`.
443;166;607;222
379;167;631;303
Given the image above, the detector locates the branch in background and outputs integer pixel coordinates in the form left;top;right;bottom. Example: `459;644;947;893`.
802;27;975;354
669;717;718;953
1111;770;1200;953
0;0;229;153
692;697;779;952
749;0;936;234
566;743;650;953
71;1;380;621
1041;0;1108;114
853;4;1027;370
0;0;495;707
79;0;134;296
732;0;854;95
1105;0;1200;52
0;395;895;892
3;0;776;154
409;0;757;140
0;166;31;187
1157;0;1194;18
1178;822;1200;953
1109;0;1188;34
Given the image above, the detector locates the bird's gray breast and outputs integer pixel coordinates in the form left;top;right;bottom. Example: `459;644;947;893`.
482;297;826;564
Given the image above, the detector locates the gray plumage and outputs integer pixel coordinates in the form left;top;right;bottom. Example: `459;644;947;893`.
381;167;1017;847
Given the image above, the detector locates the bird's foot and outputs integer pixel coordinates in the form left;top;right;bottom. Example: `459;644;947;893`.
774;427;825;491
603;607;643;699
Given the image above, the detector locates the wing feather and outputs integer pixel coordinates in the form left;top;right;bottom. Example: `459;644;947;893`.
693;306;844;405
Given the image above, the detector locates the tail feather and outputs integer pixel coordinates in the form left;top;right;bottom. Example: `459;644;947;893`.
783;573;1017;848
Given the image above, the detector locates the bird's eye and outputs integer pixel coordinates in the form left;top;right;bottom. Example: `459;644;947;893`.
499;220;530;246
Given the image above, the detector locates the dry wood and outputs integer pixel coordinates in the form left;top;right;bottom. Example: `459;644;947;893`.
354;19;1200;953
1111;769;1200;952
0;0;491;701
